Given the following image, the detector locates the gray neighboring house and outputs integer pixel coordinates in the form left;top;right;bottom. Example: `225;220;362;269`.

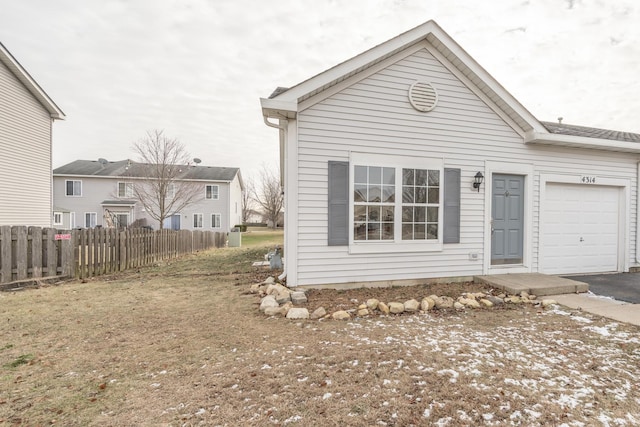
53;159;243;232
0;42;65;227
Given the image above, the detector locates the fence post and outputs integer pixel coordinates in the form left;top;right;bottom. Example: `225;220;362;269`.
78;228;86;279
14;226;28;280
30;226;43;278
0;226;11;284
60;231;73;278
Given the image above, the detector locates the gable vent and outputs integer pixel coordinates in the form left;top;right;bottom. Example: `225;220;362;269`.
408;81;438;112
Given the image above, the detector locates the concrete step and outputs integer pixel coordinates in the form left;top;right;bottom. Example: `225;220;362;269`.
474;273;588;296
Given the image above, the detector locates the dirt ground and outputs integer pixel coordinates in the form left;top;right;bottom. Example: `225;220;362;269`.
2;245;640;426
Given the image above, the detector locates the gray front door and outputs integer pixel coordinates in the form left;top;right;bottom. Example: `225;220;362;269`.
492;174;524;265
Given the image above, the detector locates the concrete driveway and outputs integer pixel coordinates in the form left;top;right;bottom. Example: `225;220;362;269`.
564;273;640;304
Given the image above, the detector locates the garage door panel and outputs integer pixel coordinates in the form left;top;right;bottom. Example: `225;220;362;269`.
542;183;619;275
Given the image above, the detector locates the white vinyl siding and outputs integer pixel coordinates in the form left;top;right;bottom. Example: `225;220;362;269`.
291;46;638;286
0;59;53;227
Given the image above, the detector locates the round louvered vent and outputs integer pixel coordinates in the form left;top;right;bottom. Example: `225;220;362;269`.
408;81;438;112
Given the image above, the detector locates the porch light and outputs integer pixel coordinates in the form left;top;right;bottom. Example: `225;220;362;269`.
473;172;484;192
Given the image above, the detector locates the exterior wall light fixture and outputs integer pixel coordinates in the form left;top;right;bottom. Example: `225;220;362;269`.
473;172;484;192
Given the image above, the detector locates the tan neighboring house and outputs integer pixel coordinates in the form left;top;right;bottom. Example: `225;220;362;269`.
0;42;65;227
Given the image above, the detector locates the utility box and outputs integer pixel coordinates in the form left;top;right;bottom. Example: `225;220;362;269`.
269;246;282;269
228;228;242;247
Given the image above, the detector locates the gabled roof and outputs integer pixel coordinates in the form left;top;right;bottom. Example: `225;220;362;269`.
53;159;240;182
0;42;65;120
261;20;545;135
262;20;640;154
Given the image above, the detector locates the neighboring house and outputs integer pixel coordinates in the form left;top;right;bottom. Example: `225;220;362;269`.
0;42;65;227
261;20;640;288
53;159;243;232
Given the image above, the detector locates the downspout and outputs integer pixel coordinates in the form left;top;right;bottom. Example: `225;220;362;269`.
263;115;288;283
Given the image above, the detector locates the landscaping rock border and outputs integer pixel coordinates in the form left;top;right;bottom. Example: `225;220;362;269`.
250;277;558;320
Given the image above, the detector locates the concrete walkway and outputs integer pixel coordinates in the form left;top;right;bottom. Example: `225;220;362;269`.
552;293;640;326
474;273;640;327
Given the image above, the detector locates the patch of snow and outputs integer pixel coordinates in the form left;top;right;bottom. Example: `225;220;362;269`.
322;393;332;400
261;364;272;370
437;369;459;383
195;408;206;416
283;415;302;424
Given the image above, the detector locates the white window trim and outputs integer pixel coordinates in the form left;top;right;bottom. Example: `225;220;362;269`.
205;184;219;200
211;213;221;228
65;180;82;197
53;212;63;226
348;152;444;254
117;181;134;198
85;212;97;228
70;212;76;228
193;213;203;228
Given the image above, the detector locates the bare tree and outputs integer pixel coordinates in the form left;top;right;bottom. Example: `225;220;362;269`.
241;177;255;224
129;130;201;229
252;165;284;229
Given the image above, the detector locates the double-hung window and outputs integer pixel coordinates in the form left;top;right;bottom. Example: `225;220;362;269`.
349;153;443;253
53;212;63;226
193;213;203;228
205;185;219;200
211;213;221;228
66;180;82;196
85;212;97;228
117;182;134;198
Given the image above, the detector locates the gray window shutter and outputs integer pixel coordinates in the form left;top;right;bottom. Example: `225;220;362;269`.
328;161;349;246
443;168;461;244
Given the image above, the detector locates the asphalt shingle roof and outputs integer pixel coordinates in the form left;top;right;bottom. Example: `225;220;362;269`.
53;160;240;181
541;121;640;143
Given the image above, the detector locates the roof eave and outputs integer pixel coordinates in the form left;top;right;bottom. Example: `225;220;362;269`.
260;97;297;119
525;131;640;154
0;42;66;120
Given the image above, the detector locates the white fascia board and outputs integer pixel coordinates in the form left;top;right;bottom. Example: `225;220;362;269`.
0;42;66;120
260;97;297;119
525;131;640;153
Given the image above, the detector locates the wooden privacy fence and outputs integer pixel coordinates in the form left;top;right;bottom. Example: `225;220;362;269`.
0;226;227;285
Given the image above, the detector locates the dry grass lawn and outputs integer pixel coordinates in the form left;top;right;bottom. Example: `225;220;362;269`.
2;231;640;426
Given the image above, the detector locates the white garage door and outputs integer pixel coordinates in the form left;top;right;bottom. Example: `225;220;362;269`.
542;183;620;275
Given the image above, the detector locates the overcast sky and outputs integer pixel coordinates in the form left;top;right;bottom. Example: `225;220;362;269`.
1;0;638;181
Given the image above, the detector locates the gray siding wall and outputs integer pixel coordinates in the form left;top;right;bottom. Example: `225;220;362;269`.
293;46;638;286
0;60;52;227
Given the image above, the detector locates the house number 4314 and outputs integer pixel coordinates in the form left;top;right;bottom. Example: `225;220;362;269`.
580;176;596;184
